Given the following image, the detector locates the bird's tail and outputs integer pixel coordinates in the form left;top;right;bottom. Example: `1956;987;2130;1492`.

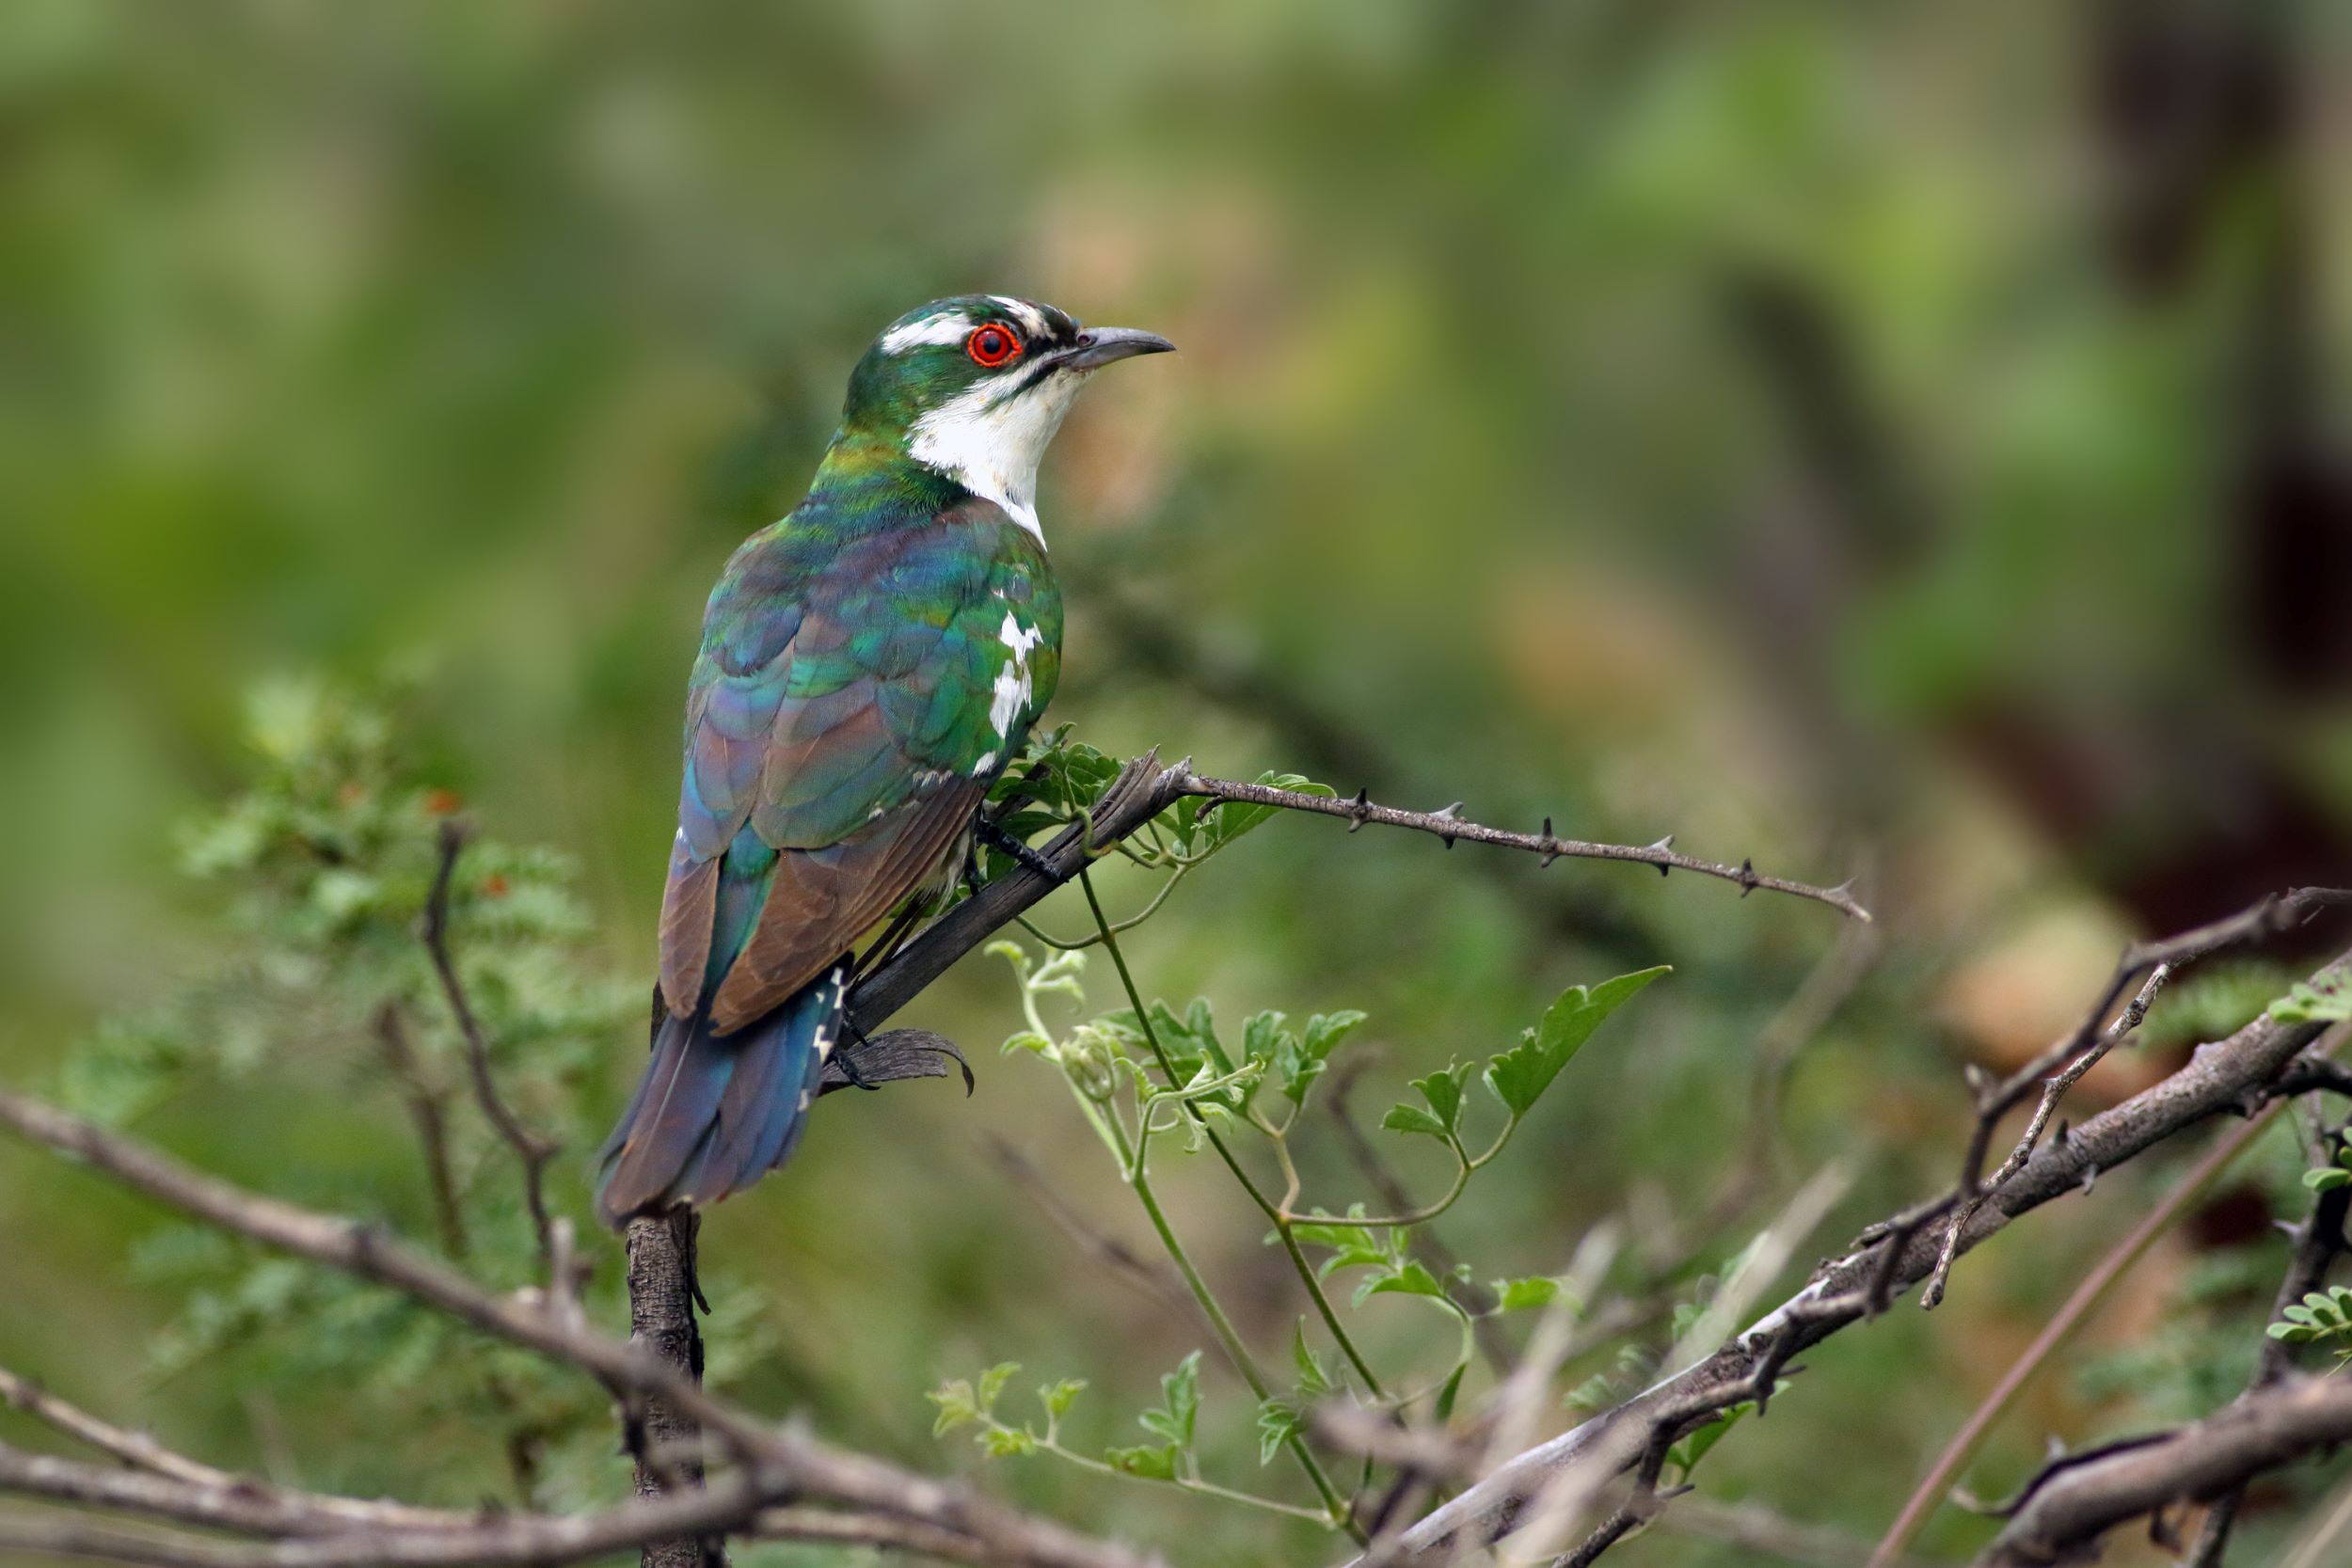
595;966;845;1227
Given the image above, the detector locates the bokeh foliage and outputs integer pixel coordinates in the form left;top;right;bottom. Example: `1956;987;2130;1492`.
3;2;2348;1564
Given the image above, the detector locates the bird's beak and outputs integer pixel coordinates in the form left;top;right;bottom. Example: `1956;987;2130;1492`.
1059;326;1176;372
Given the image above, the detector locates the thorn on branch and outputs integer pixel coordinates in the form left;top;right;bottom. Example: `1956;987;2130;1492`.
1539;816;1562;867
1347;785;1371;832
1737;858;1758;896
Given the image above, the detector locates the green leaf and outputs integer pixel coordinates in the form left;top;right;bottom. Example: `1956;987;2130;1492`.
1667;1402;1749;1480
2270;1323;2318;1343
1040;1379;1087;1420
977;1362;1020;1416
1137;1352;1201;1450
1105;1444;1180;1481
2303;1167;2350;1192
1276;1008;1368;1105
2270;980;2351;1024
980;1426;1038;1458
1410;1062;1470;1135
1359;1260;1447;1307
1381;1103;1451;1140
1565;1373;1616;1410
1243;1010;1288;1067
1494;1275;1564;1312
1255;1398;1304;1465
1485;966;1670;1118
928;1379;979;1435
1291;1323;1335;1400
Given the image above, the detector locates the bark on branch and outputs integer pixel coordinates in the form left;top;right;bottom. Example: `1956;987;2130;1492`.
0;1088;1160;1568
1979;1375;2352;1566
1343;942;2352;1566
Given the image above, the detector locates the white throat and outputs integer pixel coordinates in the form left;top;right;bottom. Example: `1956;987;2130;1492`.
906;371;1089;546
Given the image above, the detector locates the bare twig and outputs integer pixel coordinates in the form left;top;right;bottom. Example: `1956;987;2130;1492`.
371;1004;469;1259
0;1370;230;1492
0;1087;1161;1568
1978;1375;2352;1566
0;1477;763;1568
1920;887;2352;1310
0;1440;471;1539
1870;1098;2286;1567
1334;942;2352;1567
421;820;559;1275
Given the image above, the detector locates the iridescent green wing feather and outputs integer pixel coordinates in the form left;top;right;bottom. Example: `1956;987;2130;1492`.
659;498;1060;1034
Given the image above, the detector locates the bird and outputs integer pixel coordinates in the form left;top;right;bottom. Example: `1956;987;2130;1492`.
596;295;1173;1227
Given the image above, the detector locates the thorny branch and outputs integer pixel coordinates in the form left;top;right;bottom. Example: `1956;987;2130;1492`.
851;753;1867;1036
1168;772;1870;920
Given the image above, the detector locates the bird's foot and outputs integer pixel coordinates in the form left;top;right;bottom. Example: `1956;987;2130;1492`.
831;1028;881;1091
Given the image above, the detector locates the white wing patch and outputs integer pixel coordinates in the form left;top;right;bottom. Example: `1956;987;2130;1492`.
882;311;977;355
988;612;1045;737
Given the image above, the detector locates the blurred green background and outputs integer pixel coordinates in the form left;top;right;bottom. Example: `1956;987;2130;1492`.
4;1;2349;1563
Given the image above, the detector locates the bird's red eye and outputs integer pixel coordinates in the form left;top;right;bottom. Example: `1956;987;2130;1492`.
966;324;1022;368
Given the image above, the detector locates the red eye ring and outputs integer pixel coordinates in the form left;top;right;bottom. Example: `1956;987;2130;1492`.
966;324;1023;368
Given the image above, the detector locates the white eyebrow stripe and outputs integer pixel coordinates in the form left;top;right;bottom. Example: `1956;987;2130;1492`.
991;296;1049;337
881;311;977;355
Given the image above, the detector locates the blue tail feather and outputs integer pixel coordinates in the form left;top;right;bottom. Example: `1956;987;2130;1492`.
596;965;846;1227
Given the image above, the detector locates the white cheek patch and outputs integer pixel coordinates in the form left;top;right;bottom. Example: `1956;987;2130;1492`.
881;311;977;355
907;370;1089;545
987;612;1045;736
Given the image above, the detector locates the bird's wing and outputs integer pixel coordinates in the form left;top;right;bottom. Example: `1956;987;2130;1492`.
659;501;1060;1035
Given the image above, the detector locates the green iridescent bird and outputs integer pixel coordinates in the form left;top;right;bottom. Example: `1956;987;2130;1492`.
596;295;1172;1226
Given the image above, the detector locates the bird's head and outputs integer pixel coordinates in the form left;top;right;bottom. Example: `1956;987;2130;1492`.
829;294;1173;536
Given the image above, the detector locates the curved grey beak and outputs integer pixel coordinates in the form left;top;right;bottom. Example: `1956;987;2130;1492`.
1061;326;1175;371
